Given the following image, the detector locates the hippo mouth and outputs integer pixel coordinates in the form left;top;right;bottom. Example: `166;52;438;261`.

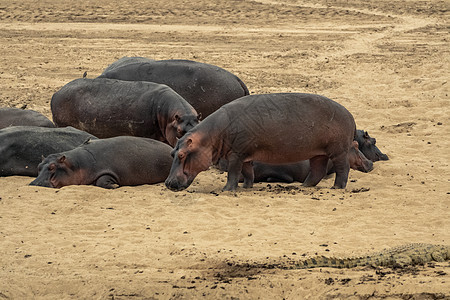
377;152;389;161
165;176;194;191
29;177;52;188
359;162;374;173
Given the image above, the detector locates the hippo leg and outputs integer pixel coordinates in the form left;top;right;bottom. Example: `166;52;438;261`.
95;174;120;189
223;154;243;191
302;155;329;187
241;161;254;188
331;153;350;189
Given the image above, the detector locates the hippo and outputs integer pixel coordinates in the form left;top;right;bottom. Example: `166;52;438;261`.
355;129;389;161
51;78;200;146
0;107;55;129
165;93;364;191
101;56;155;74
30;136;173;189
0;126;97;177
99;58;249;117
218;140;373;183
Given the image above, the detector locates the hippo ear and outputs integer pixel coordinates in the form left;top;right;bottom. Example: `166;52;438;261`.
41;155;45;161
82;137;92;145
197;113;202;121
186;138;192;147
364;131;369;138
58;155;66;163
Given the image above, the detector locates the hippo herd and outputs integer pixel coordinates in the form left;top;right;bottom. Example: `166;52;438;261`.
0;57;388;191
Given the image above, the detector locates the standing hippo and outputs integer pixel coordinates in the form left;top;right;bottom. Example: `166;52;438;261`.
51;78;200;146
0;107;55;129
30;136;173;189
355;129;389;161
99;58;249;117
0;126;97;177
218;140;373;183
166;93;363;191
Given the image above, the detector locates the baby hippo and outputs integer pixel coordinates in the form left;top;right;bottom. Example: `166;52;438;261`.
30;136;173;189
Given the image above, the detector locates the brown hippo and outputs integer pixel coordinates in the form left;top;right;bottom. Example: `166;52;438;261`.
99;58;249;117
355;129;389;161
0;126;97;177
217;140;373;183
30;136;173;189
51;78;200;146
165;93;363;191
0;107;55;129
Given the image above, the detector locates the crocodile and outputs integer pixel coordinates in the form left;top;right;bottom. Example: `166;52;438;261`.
291;243;450;269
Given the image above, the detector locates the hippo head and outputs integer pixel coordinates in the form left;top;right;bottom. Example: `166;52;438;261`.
348;141;374;173
355;130;389;162
165;131;212;191
30;154;83;188
165;113;201;147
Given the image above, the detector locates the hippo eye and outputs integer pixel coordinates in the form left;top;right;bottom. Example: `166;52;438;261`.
48;164;56;171
178;152;185;160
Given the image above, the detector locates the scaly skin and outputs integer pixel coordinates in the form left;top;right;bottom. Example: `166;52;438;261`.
293;244;450;269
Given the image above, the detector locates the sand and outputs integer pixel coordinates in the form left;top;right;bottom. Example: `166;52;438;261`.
0;0;449;299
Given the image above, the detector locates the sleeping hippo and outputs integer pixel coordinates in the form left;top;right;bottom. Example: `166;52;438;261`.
0;126;97;177
51;78;200;146
165;93;364;191
30;136;173;189
99;58;249;117
0;107;55;129
101;56;155;74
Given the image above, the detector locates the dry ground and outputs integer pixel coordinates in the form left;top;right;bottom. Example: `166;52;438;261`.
0;0;449;299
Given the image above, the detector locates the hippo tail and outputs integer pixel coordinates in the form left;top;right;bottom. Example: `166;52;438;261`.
236;76;250;96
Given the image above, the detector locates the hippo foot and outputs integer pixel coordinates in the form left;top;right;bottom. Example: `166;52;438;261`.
222;186;237;192
242;181;253;189
331;184;345;189
302;182;318;188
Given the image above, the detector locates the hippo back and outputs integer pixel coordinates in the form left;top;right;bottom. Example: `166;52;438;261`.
101;56;155;74
0;126;97;177
0;107;55;129
99;59;249;117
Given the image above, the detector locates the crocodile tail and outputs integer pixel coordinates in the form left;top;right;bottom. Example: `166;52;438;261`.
295;256;359;269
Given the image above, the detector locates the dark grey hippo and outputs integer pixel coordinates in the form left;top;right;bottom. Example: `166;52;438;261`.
0;107;55;129
99;58;249;117
165;93;365;191
30;136;173;189
101;56;155;74
0;126;97;177
51;78;200;146
355;129;389;161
